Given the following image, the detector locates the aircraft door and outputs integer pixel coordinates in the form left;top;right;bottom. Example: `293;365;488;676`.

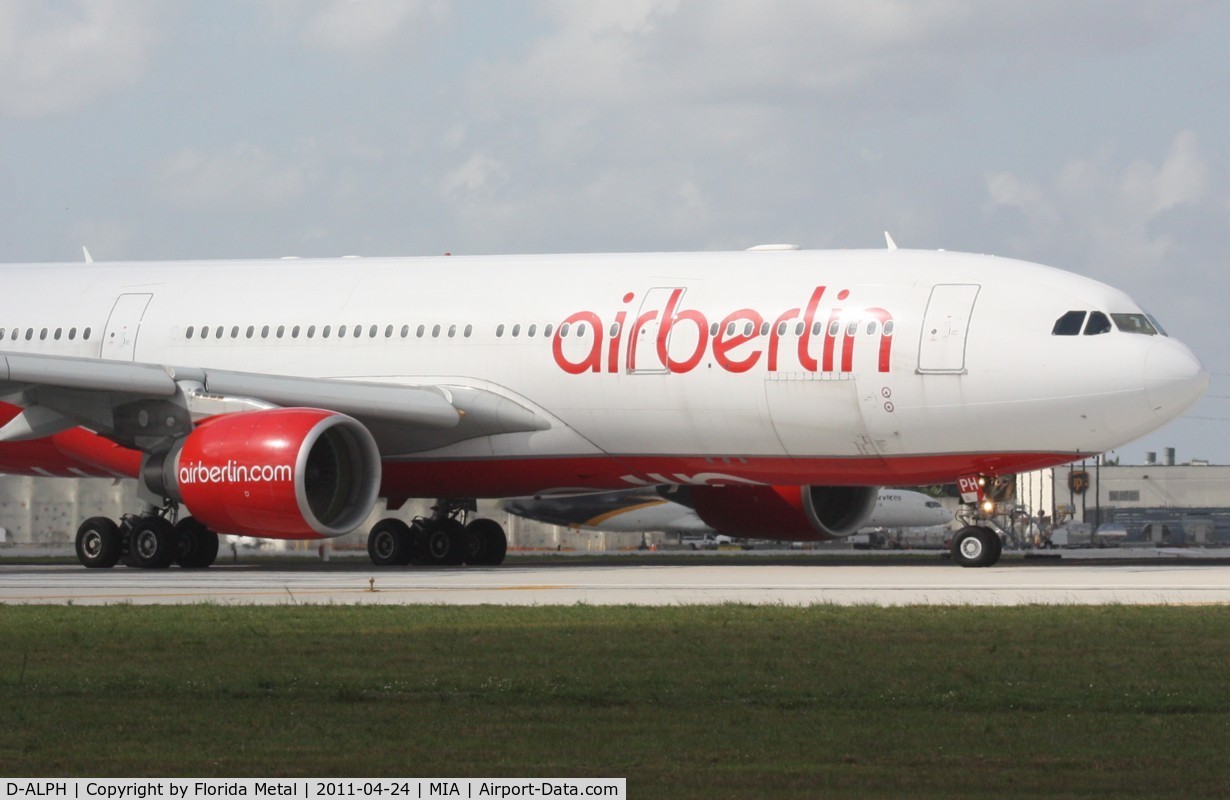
101;293;153;361
917;284;980;373
627;287;679;374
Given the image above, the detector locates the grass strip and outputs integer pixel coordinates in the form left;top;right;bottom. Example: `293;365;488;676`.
1;604;1229;799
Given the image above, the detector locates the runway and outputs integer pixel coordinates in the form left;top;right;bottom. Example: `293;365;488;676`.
3;558;1230;605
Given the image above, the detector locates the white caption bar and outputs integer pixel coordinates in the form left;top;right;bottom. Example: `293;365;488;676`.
2;780;626;800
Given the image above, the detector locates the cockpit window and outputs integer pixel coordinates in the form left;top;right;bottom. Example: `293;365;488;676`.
1084;311;1112;336
1111;313;1160;336
1052;311;1086;336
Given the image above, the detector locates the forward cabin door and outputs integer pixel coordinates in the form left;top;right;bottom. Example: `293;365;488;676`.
101;293;153;361
917;284;980;374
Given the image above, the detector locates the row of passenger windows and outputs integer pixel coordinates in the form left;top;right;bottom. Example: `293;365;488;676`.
1051;310;1164;337
182;318;896;343
1;326;92;342
184;323;475;341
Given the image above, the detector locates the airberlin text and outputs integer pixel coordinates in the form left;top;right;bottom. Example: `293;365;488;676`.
178;460;293;485
552;286;894;375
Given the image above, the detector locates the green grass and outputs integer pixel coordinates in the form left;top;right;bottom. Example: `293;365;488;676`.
2;605;1230;798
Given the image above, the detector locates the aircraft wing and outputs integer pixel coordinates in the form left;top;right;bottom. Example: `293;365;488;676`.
0;350;549;454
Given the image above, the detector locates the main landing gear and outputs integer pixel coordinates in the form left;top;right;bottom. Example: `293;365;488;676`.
75;511;219;569
367;501;507;567
950;525;1003;568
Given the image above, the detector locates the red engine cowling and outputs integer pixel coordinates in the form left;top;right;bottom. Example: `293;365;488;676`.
688;485;879;541
156;408;382;539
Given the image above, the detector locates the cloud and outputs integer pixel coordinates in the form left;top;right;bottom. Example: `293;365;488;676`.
983;130;1215;281
150;143;319;211
285;0;448;56
0;1;161;118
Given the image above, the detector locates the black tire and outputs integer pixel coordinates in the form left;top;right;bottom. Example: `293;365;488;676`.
175;517;219;568
76;517;121;569
952;525;1002;568
464;518;507;566
368;518;413;566
127;516;177;569
422;518;467;566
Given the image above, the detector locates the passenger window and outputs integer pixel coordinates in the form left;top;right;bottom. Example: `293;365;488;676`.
416;325;425;338
1084;312;1112;336
432;324;441;338
883;321;894;336
845;321;858;337
795;321;805;335
261;325;270;339
54;328;62;340
370;325;379;338
464;324;473;338
828;320;840;337
1051;311;1086;336
760;322;770;336
578;324;588;337
307;325;316;338
777;322;787;336
69;328;76;340
557;324;567;338
400;325;409;338
292;325;301;338
528;324;537;337
246;326;255;339
866;321;878;336
276;325;285;339
448;324;457;338
709;323;719;336
231;326;240;339
323;325;331;338
496;324;505;338
83;328;91;340
186;326;194;339
384;325;393;339
544;324;553;337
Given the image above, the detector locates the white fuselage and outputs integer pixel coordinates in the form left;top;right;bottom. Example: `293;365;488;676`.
0;249;1206;498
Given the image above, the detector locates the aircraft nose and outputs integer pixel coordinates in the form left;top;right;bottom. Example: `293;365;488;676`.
1144;339;1208;419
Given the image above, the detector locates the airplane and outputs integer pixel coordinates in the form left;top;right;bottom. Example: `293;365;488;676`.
0;244;1206;570
500;487;953;539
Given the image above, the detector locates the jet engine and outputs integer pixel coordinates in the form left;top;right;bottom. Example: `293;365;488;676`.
686;485;879;541
144;408;381;538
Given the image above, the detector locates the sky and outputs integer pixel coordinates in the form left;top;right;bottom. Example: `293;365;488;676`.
0;0;1228;465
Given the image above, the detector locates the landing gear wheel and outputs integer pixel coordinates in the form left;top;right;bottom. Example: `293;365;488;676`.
127;516;177;569
76;517;121;569
423;518;467;566
368;518;414;566
175;517;219;568
464;518;507;566
952;525;1002;568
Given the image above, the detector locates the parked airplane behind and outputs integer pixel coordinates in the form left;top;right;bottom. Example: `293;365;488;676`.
0;246;1206;569
500;487;953;539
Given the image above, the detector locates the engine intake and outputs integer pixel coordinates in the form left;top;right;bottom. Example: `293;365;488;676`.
687;484;879;541
148;408;381;538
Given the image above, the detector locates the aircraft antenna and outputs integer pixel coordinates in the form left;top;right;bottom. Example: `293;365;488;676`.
82;246;94;263
884;232;898;251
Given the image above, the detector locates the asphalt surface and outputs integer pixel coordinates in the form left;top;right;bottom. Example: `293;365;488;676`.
3;552;1230;605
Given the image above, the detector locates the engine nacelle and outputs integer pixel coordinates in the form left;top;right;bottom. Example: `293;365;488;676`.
148;408;382;539
687;485;880;542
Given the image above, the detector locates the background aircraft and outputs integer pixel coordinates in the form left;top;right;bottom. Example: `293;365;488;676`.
501;487;952;540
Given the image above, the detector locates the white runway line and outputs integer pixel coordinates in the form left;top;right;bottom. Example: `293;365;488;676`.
2;563;1230;605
